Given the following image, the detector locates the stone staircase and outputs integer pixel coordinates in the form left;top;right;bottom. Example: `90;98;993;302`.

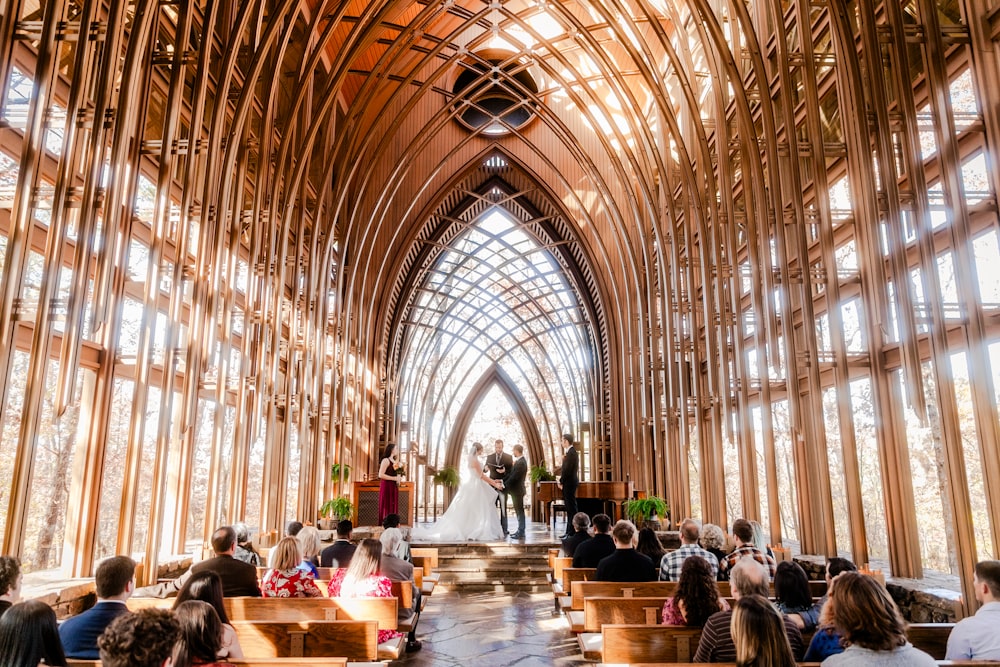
426;541;557;593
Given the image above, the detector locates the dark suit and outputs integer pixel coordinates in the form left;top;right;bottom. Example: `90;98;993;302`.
59;600;130;658
561;530;591;557
560;444;580;530
320;539;356;568
191;554;261;597
485;450;514;533
572;533;615;568
502;456;528;538
595;548;657;582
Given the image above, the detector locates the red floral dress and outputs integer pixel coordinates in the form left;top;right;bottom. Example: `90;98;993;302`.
327;569;403;644
261;568;322;598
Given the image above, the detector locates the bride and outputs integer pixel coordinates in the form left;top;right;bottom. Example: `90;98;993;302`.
416;442;505;541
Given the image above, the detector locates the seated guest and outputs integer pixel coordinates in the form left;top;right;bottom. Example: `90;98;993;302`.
718;518;777;580
660;518;719;581
693;558;804;662
0;556;21;617
0;599;67;667
945;559;1000;660
261;537;322;598
231;523;261;567
295;525;322;578
98;608;180;667
59;555;135;659
820;571;935;666
595;520;656;582
327;539;405;647
268;520;303;565
731;594;797;667
700;523;729;579
382;514;411;561
572;513;614;568
773;561;813;616
662;555;730;626
174;600;237;667
635;527;665;578
561;512;591;558
379;527;422;653
137;526;261;598
794;556;857;633
173;571;243;658
320;519;356;568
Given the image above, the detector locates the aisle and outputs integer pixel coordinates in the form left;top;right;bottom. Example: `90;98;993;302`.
394;588;587;666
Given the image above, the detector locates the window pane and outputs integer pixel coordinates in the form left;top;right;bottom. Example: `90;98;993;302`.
823;387;852;555
951;353;995;562
97;379;133;559
850;377;889;564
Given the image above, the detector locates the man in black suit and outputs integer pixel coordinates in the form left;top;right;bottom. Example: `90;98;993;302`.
573;513;615;567
595;519;656;582
485;439;514;534
557;433;579;538
320;519;357;568
502;444;528;539
60;556;135;658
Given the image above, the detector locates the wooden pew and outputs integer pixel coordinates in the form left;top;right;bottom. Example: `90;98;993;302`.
548;556;572;589
908;623;955;660
232;619;390;661
223;596;397;629
598;624;703;663
581;596;669;633
569;580;681;610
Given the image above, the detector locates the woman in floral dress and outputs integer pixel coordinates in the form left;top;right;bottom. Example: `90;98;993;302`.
327;538;403;645
261;537;322;598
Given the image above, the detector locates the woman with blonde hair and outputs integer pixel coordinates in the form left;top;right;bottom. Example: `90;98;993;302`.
261;536;322;598
295;525;322;578
730;594;796;667
819;571;935;666
327;539;405;647
700;523;729;580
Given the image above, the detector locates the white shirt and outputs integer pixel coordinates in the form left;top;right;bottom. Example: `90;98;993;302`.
946;600;1000;660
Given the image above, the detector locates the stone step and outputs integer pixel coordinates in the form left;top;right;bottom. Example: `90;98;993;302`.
420;541;558;593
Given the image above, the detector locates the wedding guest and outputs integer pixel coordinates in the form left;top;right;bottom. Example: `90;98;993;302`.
662;555;730;626
636;527;665;579
267;520;303;565
774;561;813;616
379;527;422;653
660;519;719;581
561;512;591;558
232;523;261;567
382;514;411;561
99;608;179;667
261;537;322;598
295;525;322;577
173;600;237;667
0;599;67;667
718;518;776;580
60;555;135;658
573;513;615;568
327;539;406;647
700;523;729;580
819;571;935;666
946;559;1000;660
801;558;858;661
0;556;21;617
596;520;656;582
137;526;260;598
731;594;797;667
173;570;244;658
320;519;356;568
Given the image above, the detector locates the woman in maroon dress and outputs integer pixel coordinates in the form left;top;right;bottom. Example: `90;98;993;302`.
378;442;402;522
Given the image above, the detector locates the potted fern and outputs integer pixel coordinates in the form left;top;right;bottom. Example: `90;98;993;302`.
432;466;459;488
625;496;669;529
530;464;556;484
320;496;354;524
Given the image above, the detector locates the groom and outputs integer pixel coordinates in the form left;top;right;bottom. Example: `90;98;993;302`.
486;439;514;534
502;444;528;539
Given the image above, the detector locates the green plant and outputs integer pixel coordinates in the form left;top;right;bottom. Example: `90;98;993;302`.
320;495;353;520
625;496;669;524
530;464;556;484
330;462;351;483
432;466;459;488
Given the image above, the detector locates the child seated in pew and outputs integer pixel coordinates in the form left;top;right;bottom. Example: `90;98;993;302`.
262;537;323;598
173;570;244;658
662;555;730;626
174;600;237;667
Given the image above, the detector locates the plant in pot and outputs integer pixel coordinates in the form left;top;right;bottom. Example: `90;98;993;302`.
320;496;354;526
530;464;556;485
625;496;669;530
330;462;350;485
431;466;459;488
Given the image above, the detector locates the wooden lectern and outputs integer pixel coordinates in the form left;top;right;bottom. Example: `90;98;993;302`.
353;480;414;526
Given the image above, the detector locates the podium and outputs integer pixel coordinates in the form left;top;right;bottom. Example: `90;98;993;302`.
353;480;414;526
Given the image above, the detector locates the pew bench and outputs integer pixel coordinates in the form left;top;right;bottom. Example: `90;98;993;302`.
908;623;956;660
232;618;407;661
594;623;703;663
410;546;440;596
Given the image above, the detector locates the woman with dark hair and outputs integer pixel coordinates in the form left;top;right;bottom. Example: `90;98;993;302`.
819;571;935;666
173;600;236;667
0;599;68;667
378;442;403;522
635;528;665;578
262;537;322;598
328;539;405;647
774;561;813;615
173;570;244;658
731;594;797;667
661;556;729;626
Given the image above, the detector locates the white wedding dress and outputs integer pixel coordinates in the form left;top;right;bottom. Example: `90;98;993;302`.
416;452;504;542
